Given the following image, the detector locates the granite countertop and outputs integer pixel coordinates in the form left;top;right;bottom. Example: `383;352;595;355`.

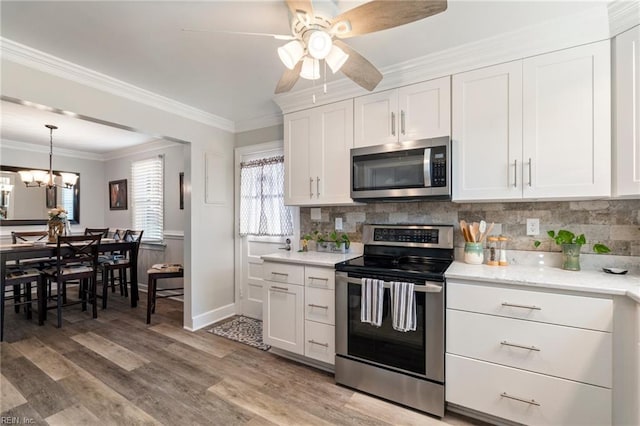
261;250;362;267
446;261;640;304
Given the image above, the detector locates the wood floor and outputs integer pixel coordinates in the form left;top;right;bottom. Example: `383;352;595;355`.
1;290;484;425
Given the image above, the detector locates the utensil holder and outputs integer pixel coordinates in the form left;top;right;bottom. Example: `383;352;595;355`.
464;242;484;265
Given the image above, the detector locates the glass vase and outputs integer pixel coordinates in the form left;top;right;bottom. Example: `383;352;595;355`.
561;243;582;271
47;220;64;242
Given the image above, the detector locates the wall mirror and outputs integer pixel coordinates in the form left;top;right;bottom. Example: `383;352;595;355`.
0;165;80;225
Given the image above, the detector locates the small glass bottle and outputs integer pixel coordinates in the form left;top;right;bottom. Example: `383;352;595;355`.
487;237;499;266
499;236;509;266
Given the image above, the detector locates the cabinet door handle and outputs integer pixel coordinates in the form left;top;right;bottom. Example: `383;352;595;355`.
308;339;329;347
528;158;532;187
308;303;329;310
500;340;541;352
501;302;541;310
391;112;396;136
309;177;313;199
500;392;541;407
400;110;406;135
316;176;320;198
513;159;517;188
270;285;289;291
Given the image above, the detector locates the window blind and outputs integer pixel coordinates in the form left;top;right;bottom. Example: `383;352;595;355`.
131;157;164;242
61;187;74;221
239;155;293;236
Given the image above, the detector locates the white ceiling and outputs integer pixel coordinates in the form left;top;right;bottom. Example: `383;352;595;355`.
0;0;608;151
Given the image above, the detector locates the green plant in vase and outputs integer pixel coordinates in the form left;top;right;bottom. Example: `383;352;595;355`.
534;229;610;271
329;231;350;252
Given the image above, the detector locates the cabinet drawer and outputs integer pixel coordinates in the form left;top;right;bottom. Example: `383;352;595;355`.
447;309;612;388
446;354;612;426
447;281;613;331
263;262;304;286
304;266;335;290
304;321;335;365
305;287;334;325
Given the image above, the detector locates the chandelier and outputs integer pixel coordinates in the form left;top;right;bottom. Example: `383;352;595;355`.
18;124;78;189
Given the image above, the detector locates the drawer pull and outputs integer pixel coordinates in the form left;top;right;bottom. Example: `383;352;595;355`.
501;302;541;310
500;392;540;407
308;276;329;282
500;340;541;352
270;285;289;292
308;339;329;348
271;272;289;277
308;303;329;310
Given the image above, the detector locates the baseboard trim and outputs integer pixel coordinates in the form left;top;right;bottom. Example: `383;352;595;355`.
269;347;335;374
186;303;236;331
446;402;520;426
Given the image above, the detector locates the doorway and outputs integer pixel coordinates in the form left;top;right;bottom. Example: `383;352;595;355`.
234;141;298;319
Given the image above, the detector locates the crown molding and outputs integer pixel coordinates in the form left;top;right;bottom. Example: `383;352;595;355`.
0;37;235;133
274;4;612;114
101;138;182;161
0;138;103;161
234;112;283;133
608;0;640;37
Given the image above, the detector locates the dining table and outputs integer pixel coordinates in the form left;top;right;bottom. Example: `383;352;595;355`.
0;238;140;307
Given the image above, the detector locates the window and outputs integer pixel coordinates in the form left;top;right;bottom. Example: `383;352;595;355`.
239;155;293;236
60;187;74;221
131;156;164;242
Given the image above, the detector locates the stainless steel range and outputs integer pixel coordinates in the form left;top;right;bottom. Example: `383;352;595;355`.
334;224;454;417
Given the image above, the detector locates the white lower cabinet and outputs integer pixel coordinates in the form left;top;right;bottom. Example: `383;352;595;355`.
263;280;304;355
263;261;336;365
447;354;611;426
446;280;613;425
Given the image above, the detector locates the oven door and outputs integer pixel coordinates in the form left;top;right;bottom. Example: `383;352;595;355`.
335;271;444;383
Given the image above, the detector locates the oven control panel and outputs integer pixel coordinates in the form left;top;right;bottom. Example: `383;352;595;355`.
373;228;438;244
364;224;454;249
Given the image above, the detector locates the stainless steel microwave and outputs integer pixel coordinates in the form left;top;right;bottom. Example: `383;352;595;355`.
350;137;451;201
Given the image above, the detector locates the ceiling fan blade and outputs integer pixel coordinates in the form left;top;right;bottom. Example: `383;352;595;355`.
333;40;382;92
181;28;295;41
331;0;447;38
285;0;314;17
275;61;303;94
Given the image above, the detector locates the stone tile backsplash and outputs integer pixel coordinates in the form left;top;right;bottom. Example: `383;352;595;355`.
300;200;640;256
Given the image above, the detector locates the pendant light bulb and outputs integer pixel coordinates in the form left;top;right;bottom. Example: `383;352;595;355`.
307;31;332;60
325;45;349;73
277;40;304;70
300;57;320;80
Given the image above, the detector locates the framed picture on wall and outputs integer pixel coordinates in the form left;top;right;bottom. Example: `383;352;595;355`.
109;179;127;210
46;186;56;208
179;172;184;210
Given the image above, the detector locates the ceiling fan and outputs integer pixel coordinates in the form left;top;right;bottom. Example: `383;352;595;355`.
273;0;447;94
184;0;447;94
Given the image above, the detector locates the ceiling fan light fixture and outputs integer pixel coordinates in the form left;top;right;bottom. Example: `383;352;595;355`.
277;40;304;70
325;45;349;73
307;31;332;60
330;20;352;36
300;56;320;80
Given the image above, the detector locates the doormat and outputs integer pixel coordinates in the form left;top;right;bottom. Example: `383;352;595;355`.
209;316;271;351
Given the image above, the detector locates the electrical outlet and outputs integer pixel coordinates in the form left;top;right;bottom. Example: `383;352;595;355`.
526;218;540;236
335;217;343;231
310;208;321;221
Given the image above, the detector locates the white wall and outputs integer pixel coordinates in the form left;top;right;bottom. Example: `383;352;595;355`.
235;124;283;148
0;142;106;232
1;59;235;330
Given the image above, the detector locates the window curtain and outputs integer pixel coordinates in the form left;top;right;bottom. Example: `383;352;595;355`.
240;155;293;236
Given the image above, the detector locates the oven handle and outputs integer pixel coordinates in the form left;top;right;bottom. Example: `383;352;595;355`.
344;277;442;293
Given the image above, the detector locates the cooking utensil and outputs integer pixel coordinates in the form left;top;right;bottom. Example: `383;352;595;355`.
478;220;487;241
471;222;480;242
460;220;469;242
484;222;495;240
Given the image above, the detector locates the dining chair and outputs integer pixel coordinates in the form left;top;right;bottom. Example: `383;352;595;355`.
84;228;109;237
10;230;53;303
1;266;44;341
42;234;102;327
100;229;143;309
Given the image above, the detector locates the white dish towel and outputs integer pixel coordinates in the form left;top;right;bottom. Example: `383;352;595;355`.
361;278;384;327
390;281;417;332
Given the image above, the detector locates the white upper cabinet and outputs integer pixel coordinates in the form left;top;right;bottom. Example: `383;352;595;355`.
453;40;611;202
452;61;523;201
354;77;451;148
613;25;640;198
522;41;611;199
284;99;354;206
